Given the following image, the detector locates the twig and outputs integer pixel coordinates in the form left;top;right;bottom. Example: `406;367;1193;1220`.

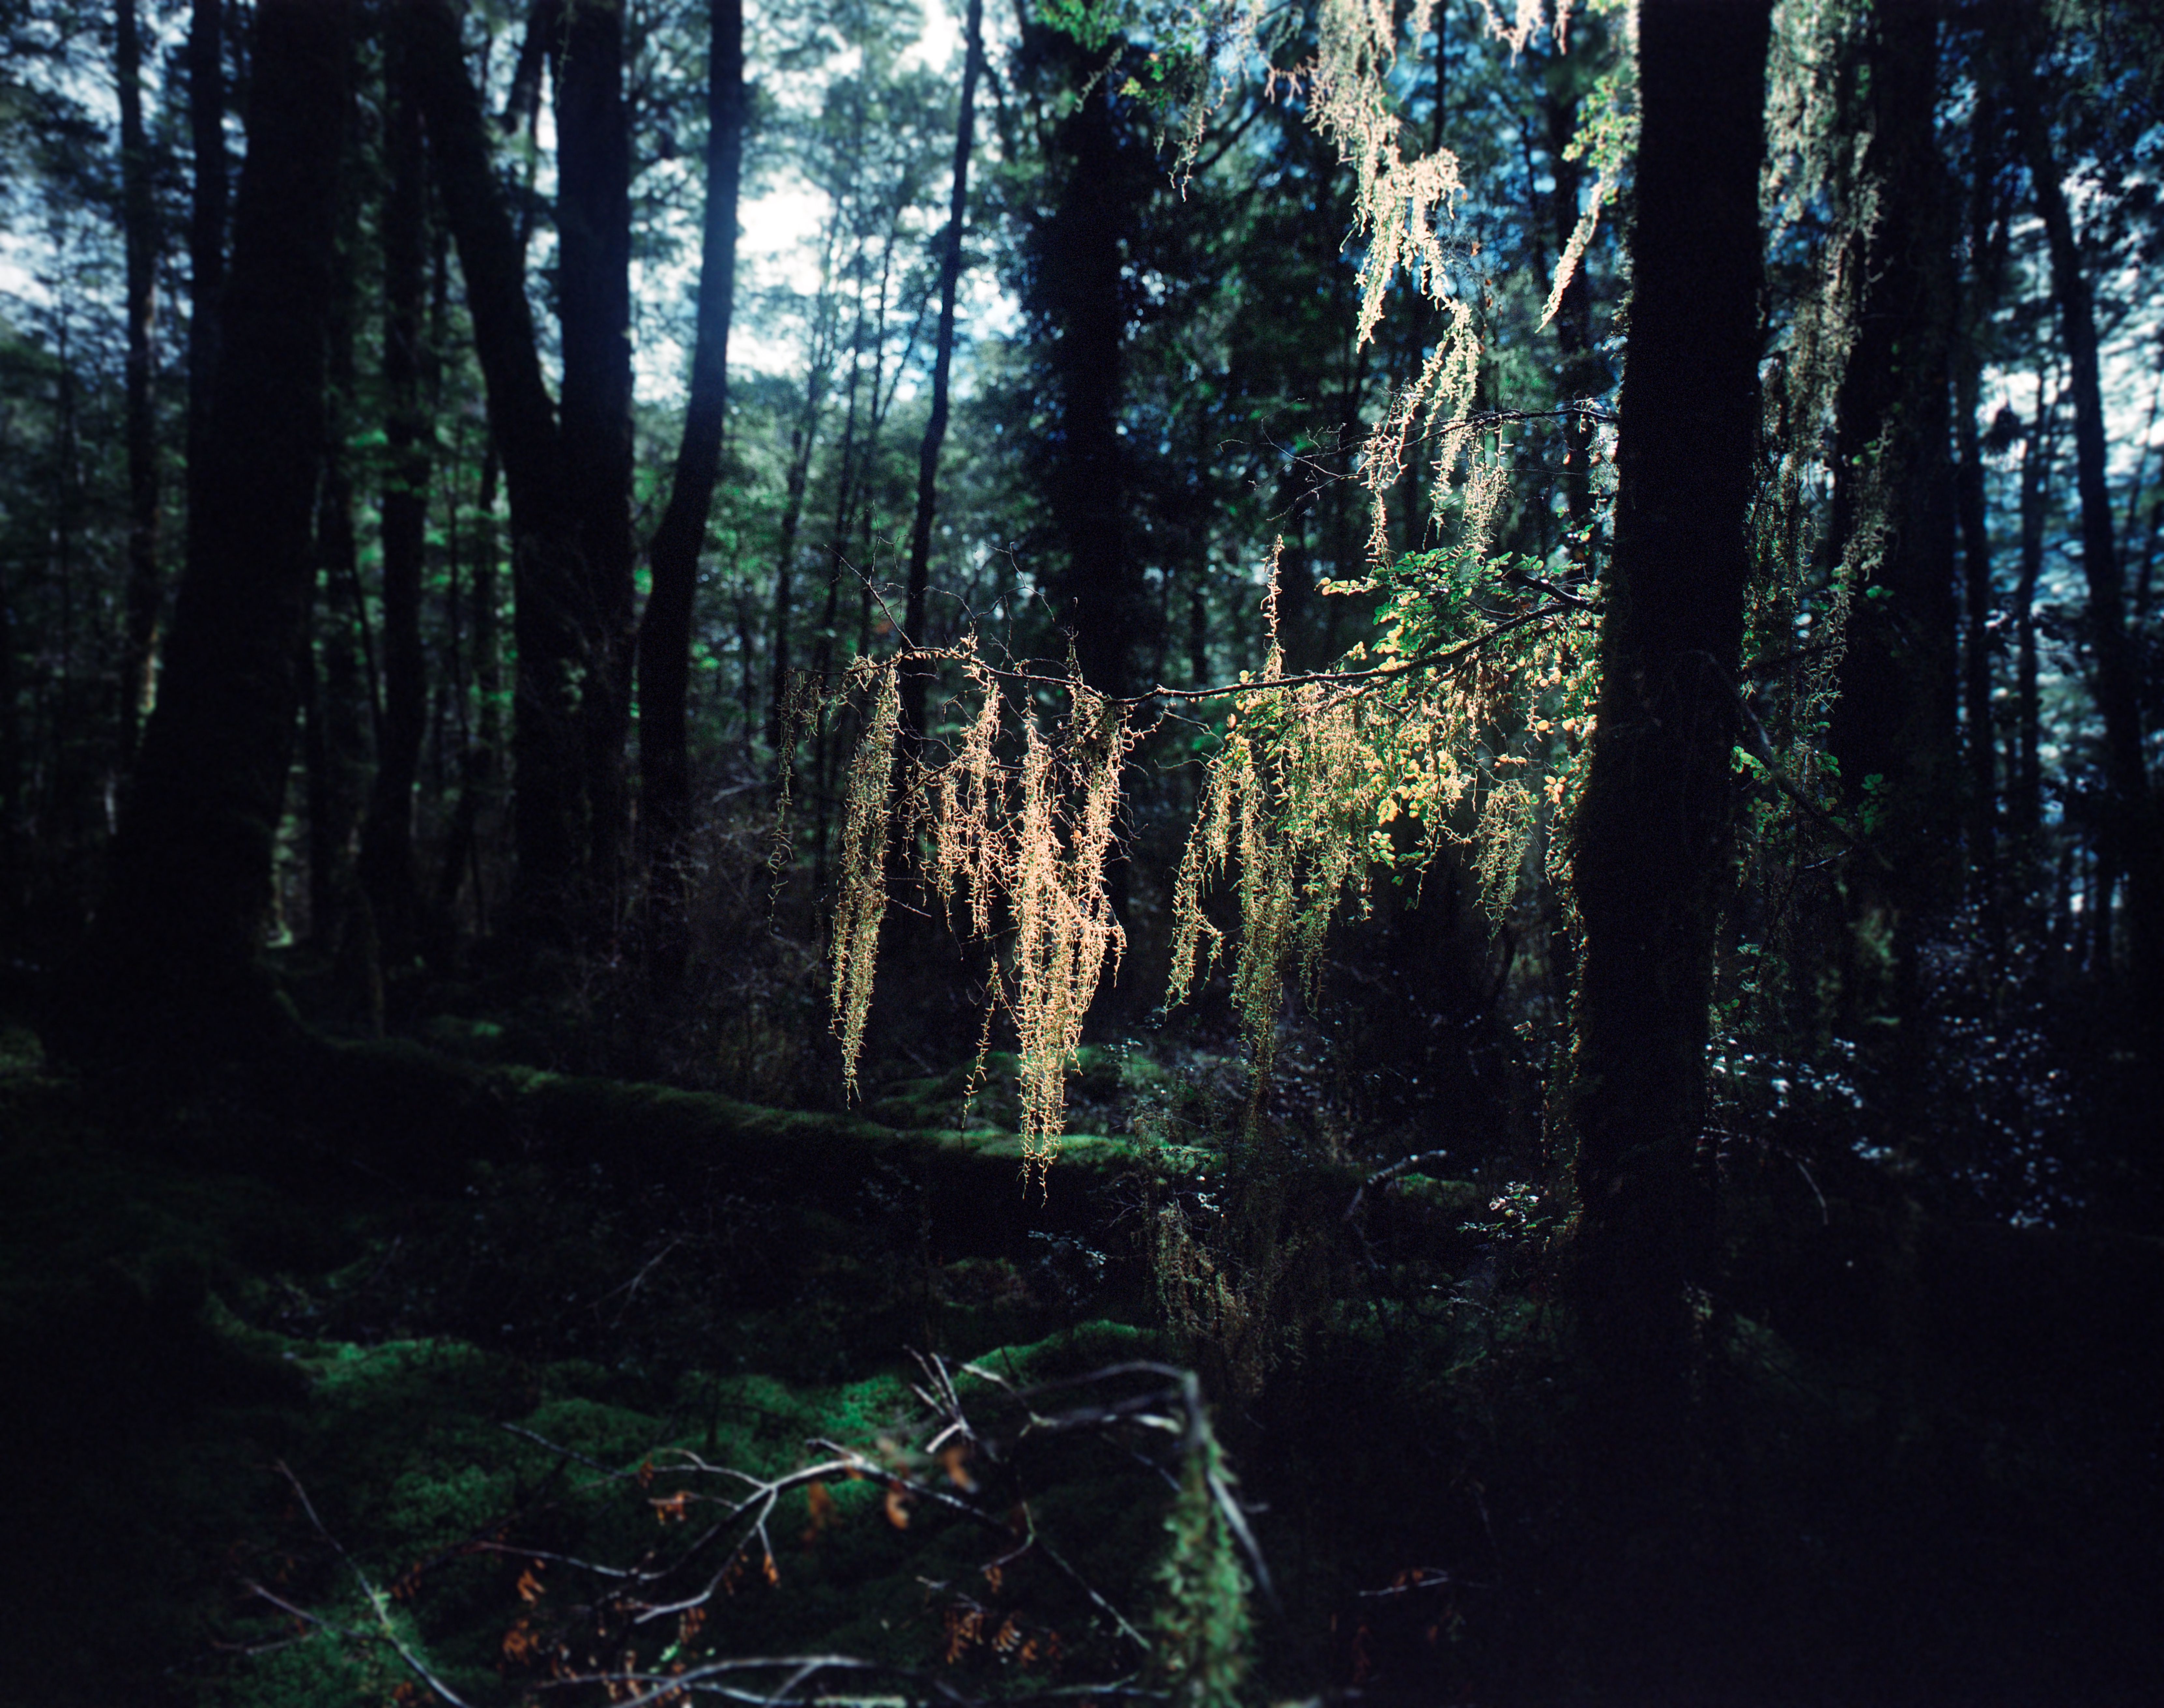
1345;1149;1453;1222
272;1462;478;1708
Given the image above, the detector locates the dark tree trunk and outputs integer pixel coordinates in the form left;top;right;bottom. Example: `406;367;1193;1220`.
812;285;871;891
900;0;985;745
117;0;162;754
186;0;226;480
555;0;637;909
56;0;356;1062
768;348;832;752
1957;98;2010;927
1562;0;1769;1392
306;246;371;954
438;445;506;935
358;10;433;971
2011;380;2052;858
2005;4;2161;1037
1828;3;1959;858
1035;59;1147;696
409;0;584;922
1822;4;1957;1149
641;0;745;868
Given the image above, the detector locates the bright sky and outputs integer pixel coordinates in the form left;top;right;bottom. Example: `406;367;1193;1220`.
705;0;977;383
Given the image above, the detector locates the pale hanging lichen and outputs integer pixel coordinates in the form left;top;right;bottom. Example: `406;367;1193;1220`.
829;658;903;1098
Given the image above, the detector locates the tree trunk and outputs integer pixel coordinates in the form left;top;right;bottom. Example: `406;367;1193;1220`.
56;0;356;1063
409;0;584;922
555;0;637;910
1036;55;1146;696
437;445;506;936
186;0;226;479
358;9;433;972
1562;0;1769;1393
1821;3;1957;1152
306;251;371;955
117;0;163;754
2004;3;2161;1039
1956;99;2007;926
812;282;871;891
641;0;745;869
2010;378;2052;859
1828;2;1959;858
900;0;985;745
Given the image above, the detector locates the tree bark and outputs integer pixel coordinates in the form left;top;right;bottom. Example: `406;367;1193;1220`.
1036;62;1147;696
555;0;637;908
900;0;986;745
1562;0;1769;1390
57;0;356;1062
641;0;745;868
408;0;585;921
1828;2;1959;867
1956;100;2008;924
306;233;371;955
2011;378;2053;858
117;0;163;754
358;9;434;972
185;0;226;480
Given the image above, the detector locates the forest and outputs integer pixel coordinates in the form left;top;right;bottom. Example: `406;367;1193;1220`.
0;0;2159;1700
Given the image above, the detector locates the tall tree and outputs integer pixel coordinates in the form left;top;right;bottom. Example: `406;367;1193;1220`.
1024;39;1155;696
2009;371;2055;858
1825;0;1959;1117
1955;89;2010;924
185;0;226;476
555;0;637;905
357;7;435;970
640;0;746;925
2002;0;2160;1033
409;0;586;921
115;0;161;752
1562;0;1770;1389
54;0;357;1061
899;0;985;745
304;164;372;957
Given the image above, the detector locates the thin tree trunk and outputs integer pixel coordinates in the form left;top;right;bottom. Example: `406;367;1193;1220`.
812;282;871;892
641;0;745;868
2010;375;2053;857
437;443;506;935
307;166;370;956
359;13;432;974
2006;6;2160;1034
556;0;637;911
58;0;356;1062
186;0;226;477
410;0;584;921
1955;99;2007;927
900;0;986;745
117;0;162;753
767;332;836;754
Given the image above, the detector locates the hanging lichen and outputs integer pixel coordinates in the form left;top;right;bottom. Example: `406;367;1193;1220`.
829;658;902;1097
809;0;1615;1172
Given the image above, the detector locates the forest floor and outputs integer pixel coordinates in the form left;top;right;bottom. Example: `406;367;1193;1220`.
3;1003;2161;1707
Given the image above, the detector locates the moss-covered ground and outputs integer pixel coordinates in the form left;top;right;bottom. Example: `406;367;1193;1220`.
3;1017;2160;1706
